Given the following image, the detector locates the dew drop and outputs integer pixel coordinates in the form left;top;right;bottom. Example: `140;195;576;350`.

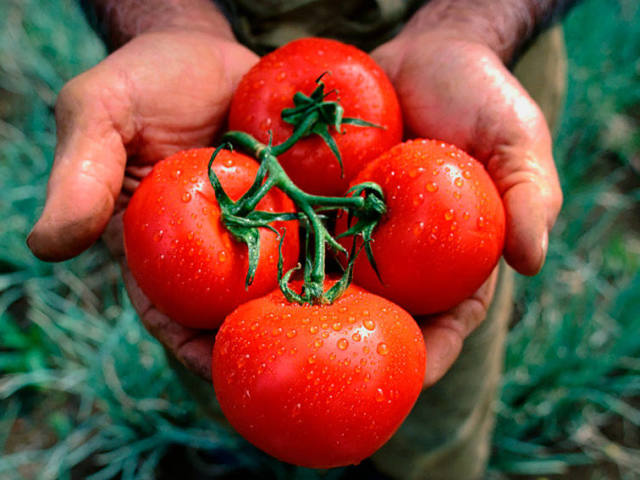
218;251;228;263
363;318;375;331
331;322;342;331
337;338;349;350
314;339;324;348
463;170;472;179
477;216;485;228
352;332;362;342
454;177;463;188
181;192;192;203
463;211;470;220
309;325;319;334
153;230;164;242
444;209;454;221
308;354;317;364
413;222;425;237
377;343;389;356
286;329;297;338
375;388;385;402
426;182;439;193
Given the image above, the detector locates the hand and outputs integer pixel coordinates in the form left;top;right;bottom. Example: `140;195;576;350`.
373;31;563;387
28;28;258;380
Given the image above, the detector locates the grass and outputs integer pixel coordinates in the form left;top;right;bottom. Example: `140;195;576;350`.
1;0;639;478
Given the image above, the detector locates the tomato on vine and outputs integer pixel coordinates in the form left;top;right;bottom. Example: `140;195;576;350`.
337;139;506;315
229;37;403;196
123;148;300;329
212;281;426;468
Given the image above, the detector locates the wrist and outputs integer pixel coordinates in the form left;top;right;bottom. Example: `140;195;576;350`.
396;0;558;64
83;0;235;50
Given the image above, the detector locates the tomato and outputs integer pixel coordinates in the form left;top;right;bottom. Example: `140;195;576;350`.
212;281;426;468
337;139;505;315
123;148;300;329
228;37;403;196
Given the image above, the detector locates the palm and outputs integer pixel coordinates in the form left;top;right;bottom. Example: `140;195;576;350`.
372;33;562;386
51;30;258;380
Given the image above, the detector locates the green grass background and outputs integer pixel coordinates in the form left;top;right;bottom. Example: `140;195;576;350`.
1;0;639;478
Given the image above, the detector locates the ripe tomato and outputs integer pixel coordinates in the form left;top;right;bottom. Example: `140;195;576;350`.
123;148;300;329
337;139;505;315
212;282;426;468
228;37;403;196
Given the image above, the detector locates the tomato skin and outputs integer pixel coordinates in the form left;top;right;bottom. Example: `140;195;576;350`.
123;148;300;329
337;139;505;315
228;37;403;196
212;282;426;468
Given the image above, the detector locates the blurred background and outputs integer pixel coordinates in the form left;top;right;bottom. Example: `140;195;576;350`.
1;0;639;478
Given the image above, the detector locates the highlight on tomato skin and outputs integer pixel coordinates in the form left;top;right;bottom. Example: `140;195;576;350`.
123;148;300;330
228;37;403;197
212;282;426;469
336;139;506;315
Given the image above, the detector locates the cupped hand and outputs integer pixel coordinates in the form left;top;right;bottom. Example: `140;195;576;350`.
373;32;563;387
28;29;258;380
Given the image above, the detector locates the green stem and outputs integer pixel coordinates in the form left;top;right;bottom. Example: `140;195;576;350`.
270;111;320;156
214;124;384;304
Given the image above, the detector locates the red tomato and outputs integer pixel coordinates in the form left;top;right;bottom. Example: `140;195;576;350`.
337;139;505;315
228;37;403;196
212;282;426;468
123;148;300;329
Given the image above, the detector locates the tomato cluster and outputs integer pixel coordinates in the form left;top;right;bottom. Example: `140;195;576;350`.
123;38;505;469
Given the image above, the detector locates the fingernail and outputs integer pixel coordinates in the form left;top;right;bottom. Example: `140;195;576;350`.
26;227;36;252
539;230;549;269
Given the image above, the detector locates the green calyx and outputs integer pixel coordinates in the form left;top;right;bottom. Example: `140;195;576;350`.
206;78;386;306
272;74;382;177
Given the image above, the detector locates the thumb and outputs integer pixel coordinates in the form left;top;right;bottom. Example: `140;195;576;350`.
27;71;131;261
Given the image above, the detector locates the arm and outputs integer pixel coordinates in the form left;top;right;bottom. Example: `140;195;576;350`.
373;0;569;386
80;0;234;49
400;0;578;63
28;0;259;379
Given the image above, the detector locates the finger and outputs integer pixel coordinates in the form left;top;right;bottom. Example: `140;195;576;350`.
419;267;499;388
484;116;563;275
27;69;133;261
120;259;213;381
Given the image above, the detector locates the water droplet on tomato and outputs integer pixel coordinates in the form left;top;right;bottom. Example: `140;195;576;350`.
286;329;297;338
352;332;362;342
436;158;444;166
309;325;319;334
454;177;463;188
276;71;286;81
477;216;485;228
377;343;389;356
413;222;425;237
463;170;472;179
308;354;317;364
153;230;164;242
218;251;228;262
331;322;342;331
412;193;424;206
375;388;385;402
337;338;349;350
463;211;470;220
314;339;324;348
271;327;282;337
363;318;375;330
444;209;454;221
450;222;458;231
426;182;438;193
